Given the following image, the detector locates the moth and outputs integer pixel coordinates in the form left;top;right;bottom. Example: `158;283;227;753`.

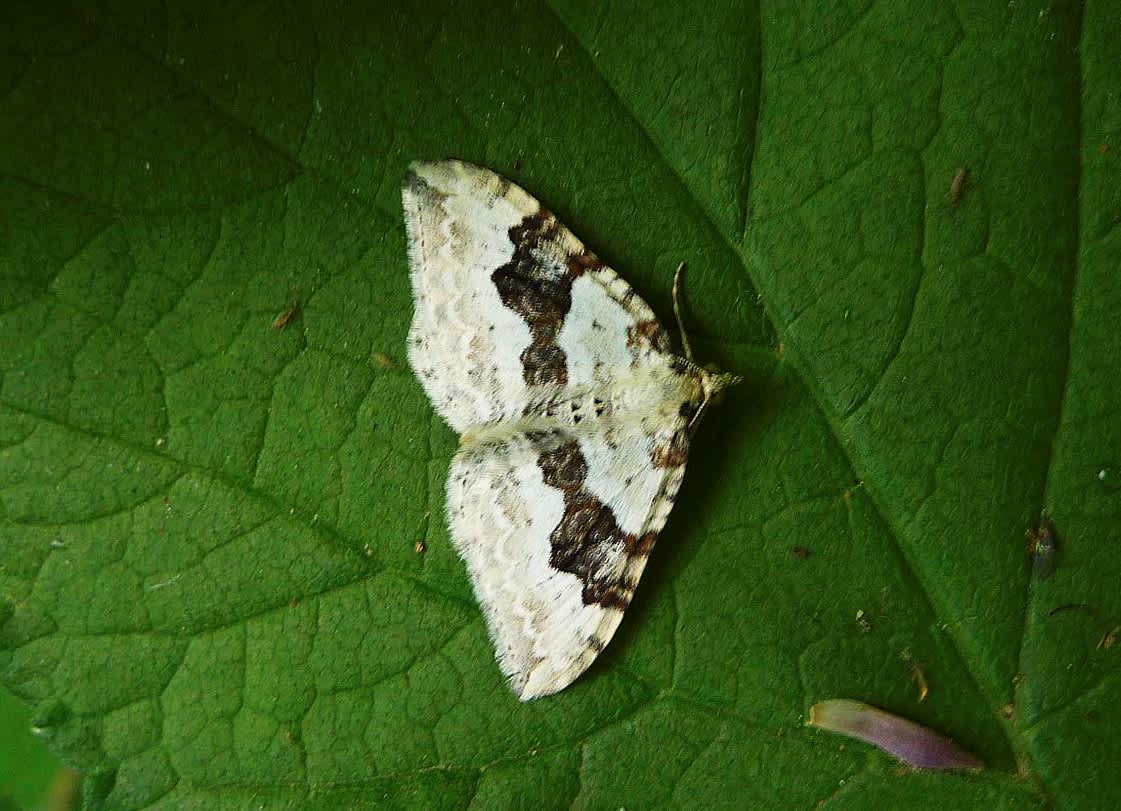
402;160;738;699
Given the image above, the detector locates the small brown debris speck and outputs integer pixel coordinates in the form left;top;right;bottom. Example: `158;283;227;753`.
373;352;396;369
911;664;929;702
1098;626;1119;650
273;302;300;329
949;167;968;206
1026;513;1057;581
901;649;929;701
1099;143;1111;154
414;540;427;555
791;545;811;559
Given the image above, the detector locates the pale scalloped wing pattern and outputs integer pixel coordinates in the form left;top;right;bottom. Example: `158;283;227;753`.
402;161;540;433
446;425;685;699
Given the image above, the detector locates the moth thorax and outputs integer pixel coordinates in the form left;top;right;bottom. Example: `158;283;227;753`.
611;362;699;421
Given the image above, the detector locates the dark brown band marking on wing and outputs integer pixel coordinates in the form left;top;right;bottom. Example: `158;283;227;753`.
581;581;631;610
567;248;604;276
627;318;671;354
491;210;569;386
651;431;689;469
491;208;603;388
538;439;660;610
626;531;658;557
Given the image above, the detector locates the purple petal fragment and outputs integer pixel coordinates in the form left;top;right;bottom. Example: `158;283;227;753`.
808;699;983;770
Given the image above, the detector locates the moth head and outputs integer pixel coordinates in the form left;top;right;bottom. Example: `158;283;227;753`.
701;368;743;402
683;364;742;432
668;263;742;426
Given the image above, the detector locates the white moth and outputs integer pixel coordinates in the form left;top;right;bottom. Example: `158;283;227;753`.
402;160;737;699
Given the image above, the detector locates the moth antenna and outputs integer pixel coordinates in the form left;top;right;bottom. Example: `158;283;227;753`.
672;262;695;363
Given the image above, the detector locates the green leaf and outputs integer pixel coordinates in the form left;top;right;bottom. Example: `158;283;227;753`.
0;683;66;809
1;1;1117;808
